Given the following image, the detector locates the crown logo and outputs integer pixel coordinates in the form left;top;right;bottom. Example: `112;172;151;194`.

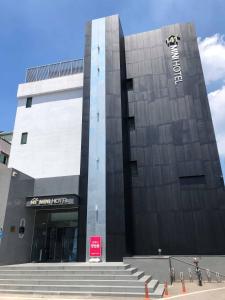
166;35;180;47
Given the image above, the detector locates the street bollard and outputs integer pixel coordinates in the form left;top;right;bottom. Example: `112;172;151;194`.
145;282;150;300
180;272;184;282
164;281;169;297
171;267;175;282
216;272;221;283
188;268;193;282
181;279;187;293
206;269;211;283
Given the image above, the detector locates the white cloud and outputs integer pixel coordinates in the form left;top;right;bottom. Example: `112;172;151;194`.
198;34;225;160
208;86;225;156
198;34;225;84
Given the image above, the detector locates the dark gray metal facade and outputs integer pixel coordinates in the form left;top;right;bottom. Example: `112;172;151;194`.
105;16;130;261
0;169;35;265
79;15;129;261
80;17;225;261
78;20;92;262
125;23;225;255
34;175;79;197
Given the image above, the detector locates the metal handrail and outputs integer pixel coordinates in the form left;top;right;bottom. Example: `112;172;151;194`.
171;256;225;278
25;59;83;82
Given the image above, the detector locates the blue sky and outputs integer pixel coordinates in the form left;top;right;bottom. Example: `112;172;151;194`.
1;0;225;176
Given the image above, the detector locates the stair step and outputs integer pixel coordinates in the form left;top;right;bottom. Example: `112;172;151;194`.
151;284;165;298
139;275;152;283
0;289;163;298
0;278;150;287
0;284;151;293
0;271;144;280
148;279;159;292
0;268;137;276
0;263;130;271
0;263;162;298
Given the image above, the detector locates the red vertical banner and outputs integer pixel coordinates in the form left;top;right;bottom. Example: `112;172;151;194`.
89;236;102;257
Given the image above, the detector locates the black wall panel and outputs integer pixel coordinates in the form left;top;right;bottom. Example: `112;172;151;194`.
80;18;225;260
79;16;132;261
77;21;92;261
105;16;131;261
125;23;225;255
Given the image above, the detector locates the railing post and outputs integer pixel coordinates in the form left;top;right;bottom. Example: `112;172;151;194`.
70;61;73;75
25;59;83;82
169;257;173;285
216;272;221;283
36;68;38;81
206;269;211;282
188;268;193;282
193;258;203;286
25;69;28;82
59;62;61;77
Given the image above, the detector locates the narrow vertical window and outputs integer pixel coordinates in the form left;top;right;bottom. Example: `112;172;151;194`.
126;78;133;91
0;152;9;165
26;97;32;108
130;160;138;176
128;116;135;131
21;133;28;144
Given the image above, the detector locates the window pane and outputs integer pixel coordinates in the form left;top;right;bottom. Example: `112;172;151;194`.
128;116;135;131
179;175;206;185
126;78;133;91
0;152;9;165
26;97;32;108
0;153;4;164
130;160;138;176
21;133;28;144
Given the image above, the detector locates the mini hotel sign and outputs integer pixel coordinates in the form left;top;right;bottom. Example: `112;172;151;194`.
26;195;77;207
166;35;183;85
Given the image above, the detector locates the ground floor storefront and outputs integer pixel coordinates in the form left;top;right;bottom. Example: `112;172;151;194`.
31;209;79;262
0;168;81;265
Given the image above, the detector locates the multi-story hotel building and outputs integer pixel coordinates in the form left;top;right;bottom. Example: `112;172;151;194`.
0;15;224;265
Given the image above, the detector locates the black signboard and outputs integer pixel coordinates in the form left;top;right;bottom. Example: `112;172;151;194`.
26;195;78;208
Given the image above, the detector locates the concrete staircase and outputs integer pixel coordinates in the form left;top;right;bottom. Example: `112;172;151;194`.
0;262;164;298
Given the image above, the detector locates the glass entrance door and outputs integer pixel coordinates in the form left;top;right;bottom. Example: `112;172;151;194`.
31;209;78;262
46;226;77;261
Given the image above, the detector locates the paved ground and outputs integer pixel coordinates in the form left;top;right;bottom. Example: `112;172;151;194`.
0;282;224;300
166;282;225;299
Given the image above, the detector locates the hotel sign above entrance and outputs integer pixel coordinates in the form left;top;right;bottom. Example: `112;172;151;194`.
26;195;78;208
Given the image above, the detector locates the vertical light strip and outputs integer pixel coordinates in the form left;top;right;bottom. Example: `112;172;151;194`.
86;17;106;261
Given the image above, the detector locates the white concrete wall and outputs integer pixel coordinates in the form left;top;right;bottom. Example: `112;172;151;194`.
17;73;83;98
9;74;83;179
